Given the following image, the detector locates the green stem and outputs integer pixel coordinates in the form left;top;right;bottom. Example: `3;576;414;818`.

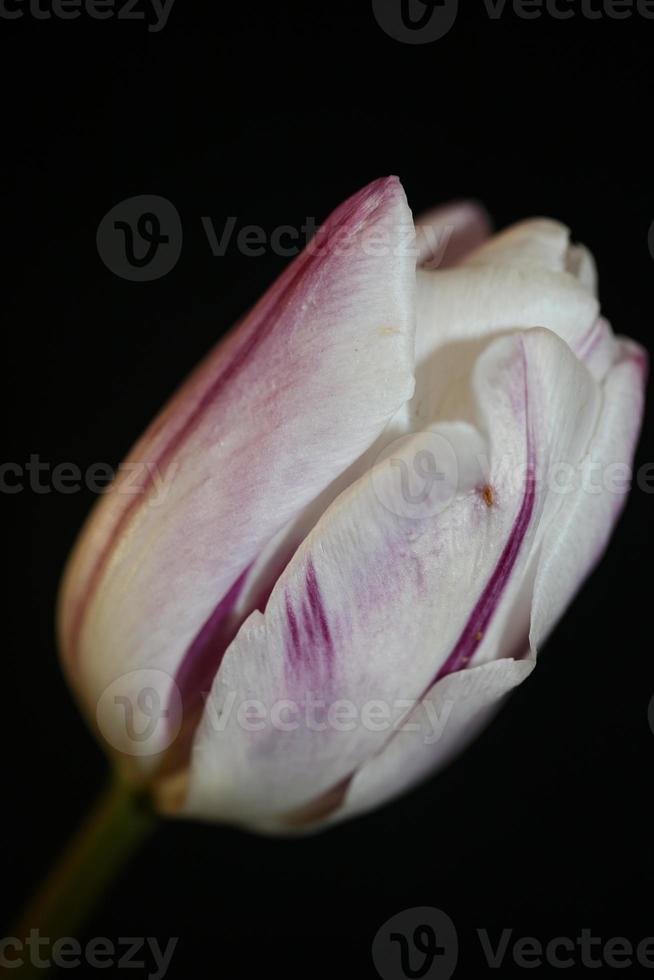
5;776;156;978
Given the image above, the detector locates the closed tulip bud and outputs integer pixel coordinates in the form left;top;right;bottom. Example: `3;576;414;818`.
58;177;646;834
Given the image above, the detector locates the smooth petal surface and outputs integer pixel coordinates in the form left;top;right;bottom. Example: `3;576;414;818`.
390;218;604;443
179;328;601;831
462;216;596;297
254;217;605;580
220;199;495;634
58;177;417;757
326;342;647;827
330;657;535;825
463;218;581;279
530;339;647;646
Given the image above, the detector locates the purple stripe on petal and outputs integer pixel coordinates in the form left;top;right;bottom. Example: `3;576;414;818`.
174;566;252;716
285;592;301;663
67;260;312;660
66;177;400;662
283;348;537;827
574;317;602;359
306;558;333;652
435;343;536;682
574;317;613;370
284;558;335;679
175;540;301;717
161;543;302;774
301;605;317;644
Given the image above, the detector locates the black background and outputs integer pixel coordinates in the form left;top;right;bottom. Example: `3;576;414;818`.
1;1;653;977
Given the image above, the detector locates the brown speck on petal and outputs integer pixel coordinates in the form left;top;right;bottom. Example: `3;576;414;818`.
482;485;494;508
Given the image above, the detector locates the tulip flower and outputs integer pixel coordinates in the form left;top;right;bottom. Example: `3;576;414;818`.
56;176;645;843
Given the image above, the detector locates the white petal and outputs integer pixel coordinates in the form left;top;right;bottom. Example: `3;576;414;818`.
571;316;616;382
462;217;594;290
565;242;598;294
330;657;535;825
178;328;600;831
391;262;599;436
59;177;417;761
530;339;647;648
324;341;646;830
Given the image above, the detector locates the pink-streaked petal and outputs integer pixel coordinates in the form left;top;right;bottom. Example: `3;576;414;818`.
571;316;616;382
58;176;417;759
321;341;646;830
177;329;600;831
414;200;492;268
